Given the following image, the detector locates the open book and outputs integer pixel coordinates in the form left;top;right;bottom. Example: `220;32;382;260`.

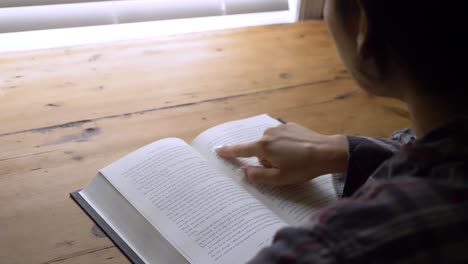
71;114;338;264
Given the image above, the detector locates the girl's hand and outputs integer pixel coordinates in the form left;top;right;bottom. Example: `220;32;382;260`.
216;123;348;185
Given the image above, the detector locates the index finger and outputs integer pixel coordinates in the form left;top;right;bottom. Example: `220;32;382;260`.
216;141;261;158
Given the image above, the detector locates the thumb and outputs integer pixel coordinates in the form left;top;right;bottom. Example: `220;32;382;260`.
241;166;282;185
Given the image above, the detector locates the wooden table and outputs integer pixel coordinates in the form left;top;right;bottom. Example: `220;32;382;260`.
0;21;410;264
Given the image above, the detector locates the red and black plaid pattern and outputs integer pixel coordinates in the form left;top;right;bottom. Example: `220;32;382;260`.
249;118;468;263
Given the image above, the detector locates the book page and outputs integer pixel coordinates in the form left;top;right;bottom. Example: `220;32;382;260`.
80;174;188;264
100;138;287;264
191;114;338;225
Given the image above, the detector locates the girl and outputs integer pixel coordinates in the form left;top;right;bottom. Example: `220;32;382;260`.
217;1;468;262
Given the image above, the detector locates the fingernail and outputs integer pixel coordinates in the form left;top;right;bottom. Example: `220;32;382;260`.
236;166;248;175
214;145;224;152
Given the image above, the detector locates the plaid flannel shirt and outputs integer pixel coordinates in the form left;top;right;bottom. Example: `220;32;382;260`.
248;118;468;263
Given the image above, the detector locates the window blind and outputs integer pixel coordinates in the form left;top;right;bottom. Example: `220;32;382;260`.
0;0;289;33
0;0;115;8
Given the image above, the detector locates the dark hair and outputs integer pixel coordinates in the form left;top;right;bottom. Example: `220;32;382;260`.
341;1;466;106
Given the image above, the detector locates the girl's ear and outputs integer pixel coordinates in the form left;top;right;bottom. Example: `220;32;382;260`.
356;4;368;57
354;3;382;84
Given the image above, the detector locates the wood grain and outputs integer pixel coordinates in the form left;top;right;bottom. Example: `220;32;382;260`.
0;21;342;135
49;247;128;264
0;21;409;264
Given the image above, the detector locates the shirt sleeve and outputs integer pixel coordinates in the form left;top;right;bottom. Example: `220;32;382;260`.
247;170;431;264
340;128;415;197
247;225;339;264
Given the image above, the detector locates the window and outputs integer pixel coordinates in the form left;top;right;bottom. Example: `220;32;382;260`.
0;0;298;52
0;0;292;33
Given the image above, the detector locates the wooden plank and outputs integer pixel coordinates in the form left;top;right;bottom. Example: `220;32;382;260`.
0;78;410;264
0;21;344;135
49;247;128;264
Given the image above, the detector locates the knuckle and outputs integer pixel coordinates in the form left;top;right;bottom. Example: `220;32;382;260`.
259;135;271;143
263;127;275;135
259;136;277;155
287;122;298;128
277;124;287;130
258;136;272;148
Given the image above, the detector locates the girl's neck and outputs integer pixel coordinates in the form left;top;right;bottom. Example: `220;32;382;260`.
405;92;462;138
